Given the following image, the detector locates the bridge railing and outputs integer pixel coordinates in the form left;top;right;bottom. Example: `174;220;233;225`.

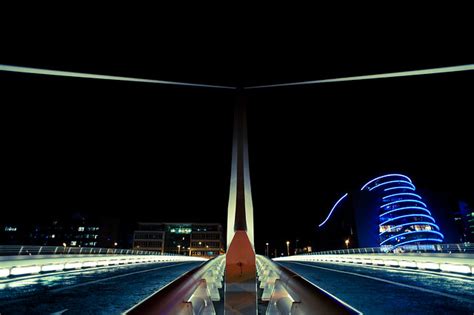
0;245;175;256
258;255;361;314
302;243;474;256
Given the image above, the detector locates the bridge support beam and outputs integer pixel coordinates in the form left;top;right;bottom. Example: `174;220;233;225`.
224;231;257;314
224;94;257;314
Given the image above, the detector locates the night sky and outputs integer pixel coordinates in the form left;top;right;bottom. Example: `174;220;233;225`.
1;19;473;255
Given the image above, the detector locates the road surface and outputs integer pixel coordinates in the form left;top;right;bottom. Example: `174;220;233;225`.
278;260;474;314
0;261;202;314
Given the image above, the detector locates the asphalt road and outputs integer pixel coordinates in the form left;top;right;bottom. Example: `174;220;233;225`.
0;261;202;314
278;261;474;315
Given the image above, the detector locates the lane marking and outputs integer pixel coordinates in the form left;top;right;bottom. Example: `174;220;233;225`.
49;262;192;293
287;262;474;304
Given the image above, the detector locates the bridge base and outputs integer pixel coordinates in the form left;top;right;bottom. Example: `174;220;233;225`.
224;230;257;314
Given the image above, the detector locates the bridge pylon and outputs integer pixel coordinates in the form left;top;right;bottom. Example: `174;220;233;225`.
224;94;257;314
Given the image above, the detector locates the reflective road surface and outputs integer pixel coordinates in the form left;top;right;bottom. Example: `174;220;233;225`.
0;261;202;314
278;261;474;315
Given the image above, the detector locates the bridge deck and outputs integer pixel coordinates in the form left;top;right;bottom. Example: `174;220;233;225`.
0;261;202;314
279;260;474;314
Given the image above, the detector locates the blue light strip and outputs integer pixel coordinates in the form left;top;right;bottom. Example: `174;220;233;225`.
380;206;432;217
360;174;412;191
318;193;349;228
368;180;415;191
379;213;436;225
390;238;443;250
357;173;447;249
383;192;422;200
380;230;444;245
384;186;416;192
379;221;440;236
380;199;427;209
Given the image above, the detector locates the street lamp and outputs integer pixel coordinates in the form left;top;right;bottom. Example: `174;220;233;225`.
345;239;350;249
286;241;290;256
177;245;181;255
265;243;269;257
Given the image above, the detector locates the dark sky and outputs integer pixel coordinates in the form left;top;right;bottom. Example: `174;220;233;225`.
1;19;473;254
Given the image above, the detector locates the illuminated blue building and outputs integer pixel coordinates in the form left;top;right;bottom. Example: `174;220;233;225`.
318;173;445;250
358;174;444;249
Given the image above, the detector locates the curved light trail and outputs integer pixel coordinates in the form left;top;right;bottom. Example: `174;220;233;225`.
392;238;443;248
380;199;427;209
380;230;444;245
380;206;432;217
368;180;415;191
380;213;437;226
360;174;412;191
383;192;422;200
384;186;416;192
318;193;349;228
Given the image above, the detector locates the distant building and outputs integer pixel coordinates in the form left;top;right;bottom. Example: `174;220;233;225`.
356;174;444;249
133;222;224;258
316;173;473;252
132;223;165;253
454;201;474;243
0;212;119;248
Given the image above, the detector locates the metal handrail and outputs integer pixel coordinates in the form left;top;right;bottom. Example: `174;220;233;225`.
301;243;474;256
259;255;361;314
128;255;361;314
0;245;178;256
276;264;360;314
125;258;215;314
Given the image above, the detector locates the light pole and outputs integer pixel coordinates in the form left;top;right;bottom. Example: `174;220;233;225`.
177;245;181;255
265;243;269;257
286;241;290;256
345;239;350;249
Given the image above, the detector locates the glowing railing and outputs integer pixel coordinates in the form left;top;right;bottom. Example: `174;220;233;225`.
0;245;175;256
275;243;474;275
0;245;207;278
300;243;474;255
